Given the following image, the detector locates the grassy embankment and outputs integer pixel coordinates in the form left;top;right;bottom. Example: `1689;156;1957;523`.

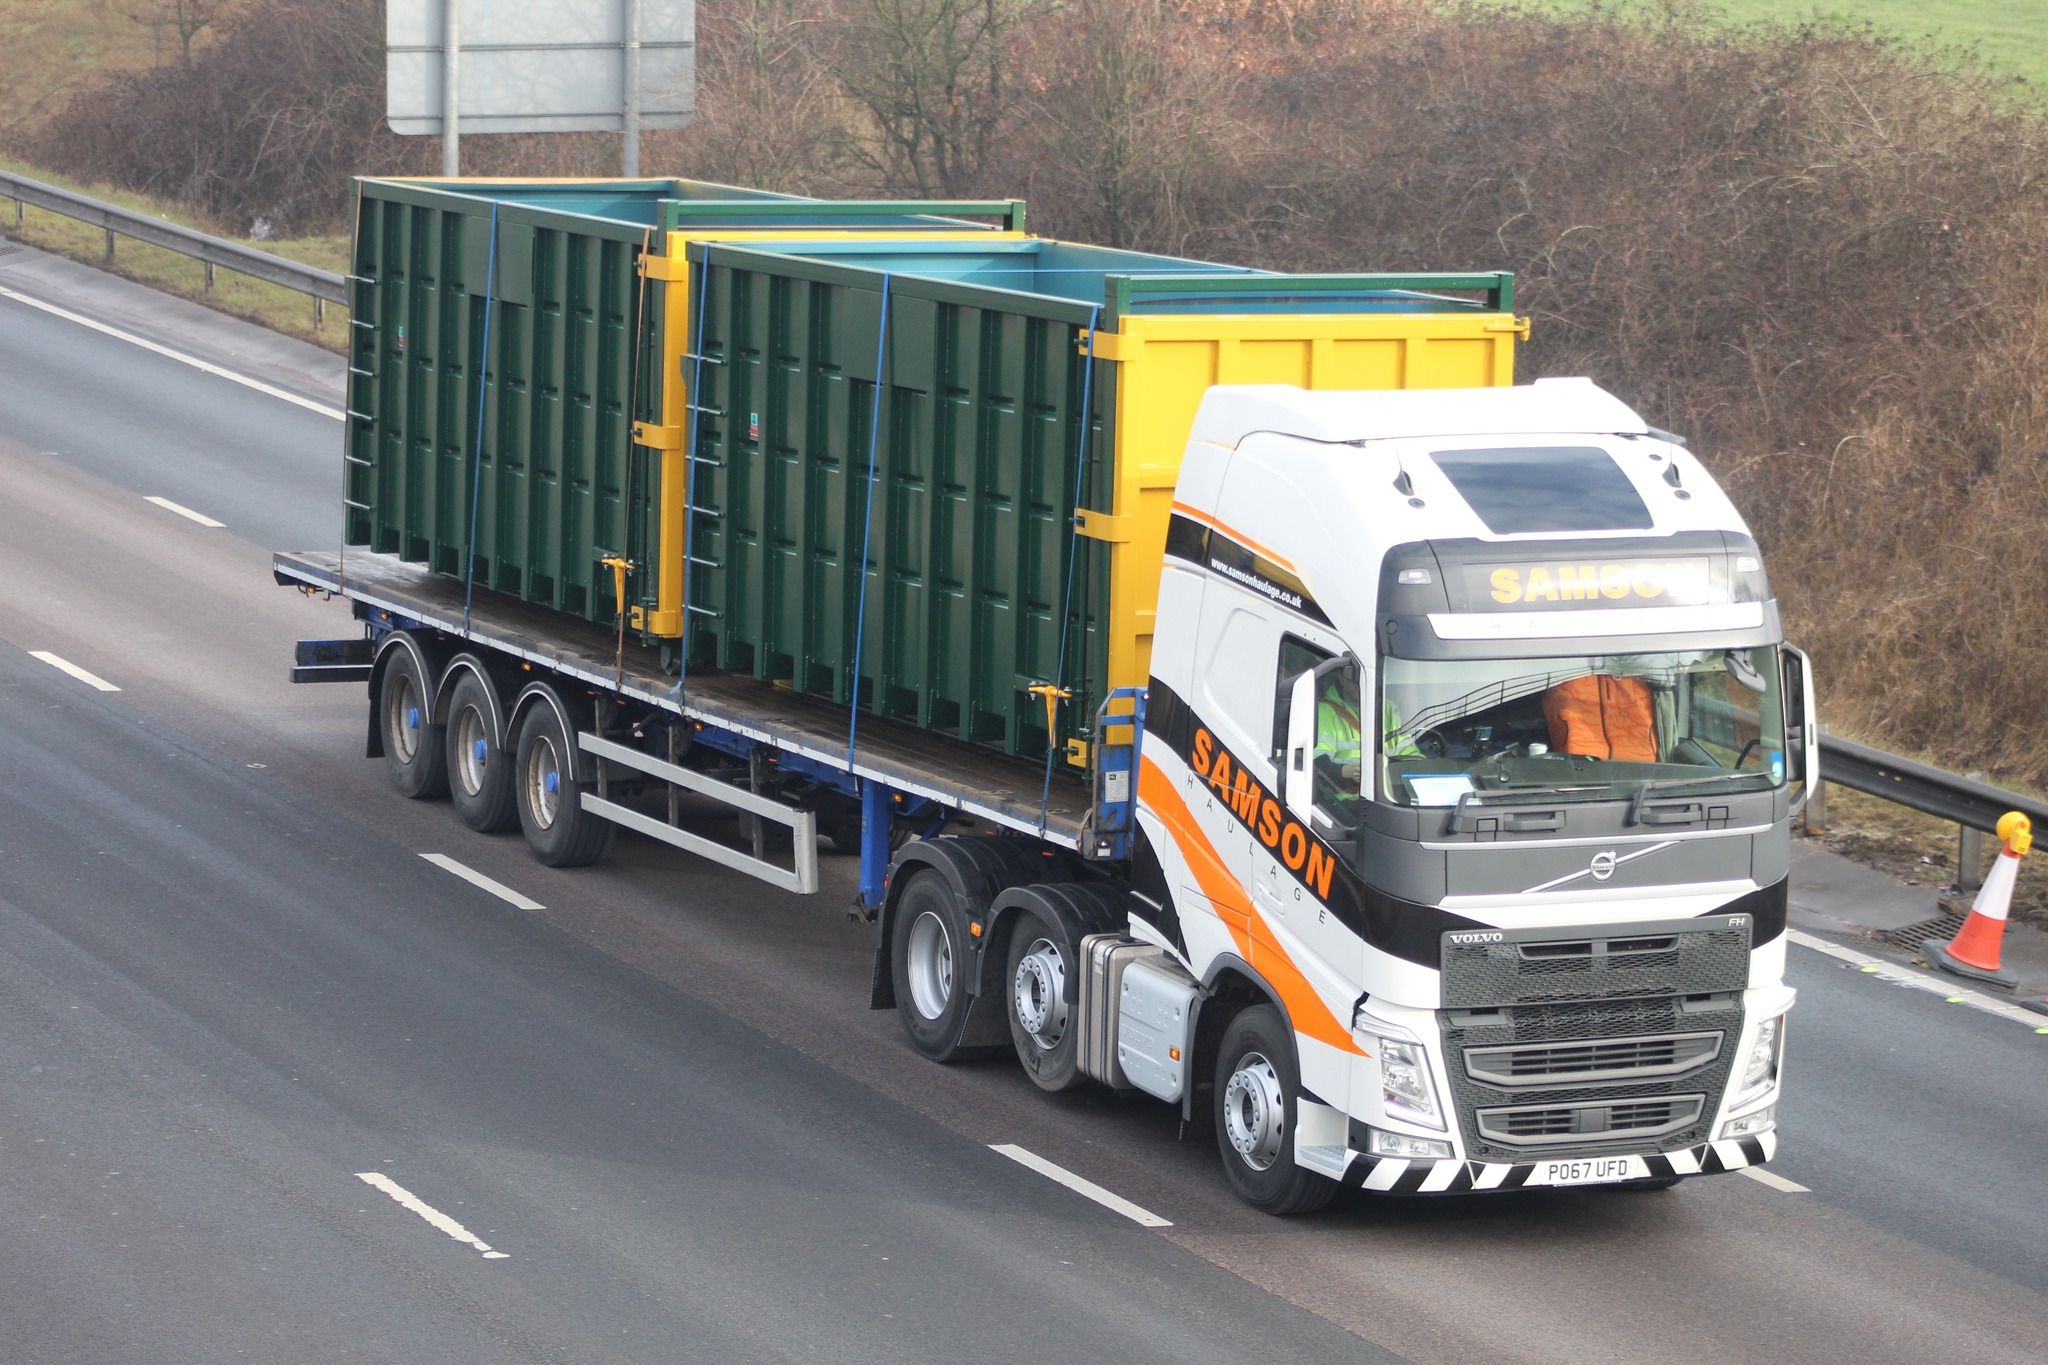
0;158;349;351
1531;0;2048;84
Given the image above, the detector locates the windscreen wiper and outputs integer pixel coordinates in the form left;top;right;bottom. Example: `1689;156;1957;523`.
1626;774;1745;826
1447;785;1609;833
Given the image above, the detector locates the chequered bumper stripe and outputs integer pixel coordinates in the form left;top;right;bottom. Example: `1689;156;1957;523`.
1339;1130;1777;1192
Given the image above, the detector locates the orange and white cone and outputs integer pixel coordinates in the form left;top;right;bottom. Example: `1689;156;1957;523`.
1923;812;2032;990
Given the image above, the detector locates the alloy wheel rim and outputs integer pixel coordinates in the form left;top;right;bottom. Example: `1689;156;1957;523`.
1224;1051;1287;1171
905;910;953;1021
1012;937;1068;1050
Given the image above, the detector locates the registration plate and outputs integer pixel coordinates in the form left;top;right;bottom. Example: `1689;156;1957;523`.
1529;1155;1650;1187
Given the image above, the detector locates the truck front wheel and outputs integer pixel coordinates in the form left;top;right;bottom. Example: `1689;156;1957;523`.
1213;1004;1338;1216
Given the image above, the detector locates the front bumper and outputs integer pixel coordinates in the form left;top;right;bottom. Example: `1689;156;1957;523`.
1334;1130;1776;1195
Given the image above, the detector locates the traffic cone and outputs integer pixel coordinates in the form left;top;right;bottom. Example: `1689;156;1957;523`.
1923;812;2032;991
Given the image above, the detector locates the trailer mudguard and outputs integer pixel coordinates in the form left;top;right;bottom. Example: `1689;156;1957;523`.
868;835;1077;1010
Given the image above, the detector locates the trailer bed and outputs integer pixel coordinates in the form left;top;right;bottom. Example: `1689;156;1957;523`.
273;550;1089;847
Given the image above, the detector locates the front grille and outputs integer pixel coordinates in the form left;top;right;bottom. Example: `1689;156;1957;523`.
1441;916;1751;1009
1477;1094;1705;1146
1464;1031;1722;1087
1442;996;1744;1161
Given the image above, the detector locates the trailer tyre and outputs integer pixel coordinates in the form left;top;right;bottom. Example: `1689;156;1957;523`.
512;701;614;868
1213;1005;1339;1216
446;672;518;833
1004;909;1084;1091
379;646;447;799
890;871;998;1062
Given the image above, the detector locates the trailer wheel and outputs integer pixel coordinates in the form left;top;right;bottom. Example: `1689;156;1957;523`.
512;700;614;868
889;871;997;1062
1213;1004;1338;1216
379;646;447;799
1004;909;1083;1091
445;672;518;832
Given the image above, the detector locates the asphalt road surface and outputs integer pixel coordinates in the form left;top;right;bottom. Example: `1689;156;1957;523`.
1;260;2043;1364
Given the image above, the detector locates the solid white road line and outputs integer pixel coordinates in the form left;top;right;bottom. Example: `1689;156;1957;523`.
28;650;121;692
356;1172;510;1259
143;495;225;528
1737;1166;1811;1194
0;282;345;420
990;1143;1173;1228
420;853;545;911
1787;928;2048;1032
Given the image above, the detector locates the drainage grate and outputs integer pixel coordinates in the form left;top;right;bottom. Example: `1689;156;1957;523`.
1881;911;1965;950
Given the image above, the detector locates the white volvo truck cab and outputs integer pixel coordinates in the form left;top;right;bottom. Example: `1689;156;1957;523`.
1133;379;1814;1212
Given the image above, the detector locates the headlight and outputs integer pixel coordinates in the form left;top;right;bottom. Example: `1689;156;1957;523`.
1737;1016;1783;1098
1719;1106;1775;1140
1377;1037;1444;1129
1366;1126;1455;1160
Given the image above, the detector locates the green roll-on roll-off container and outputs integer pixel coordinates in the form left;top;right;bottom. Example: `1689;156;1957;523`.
341;177;1524;772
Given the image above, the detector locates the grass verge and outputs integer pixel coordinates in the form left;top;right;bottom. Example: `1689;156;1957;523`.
0;158;347;353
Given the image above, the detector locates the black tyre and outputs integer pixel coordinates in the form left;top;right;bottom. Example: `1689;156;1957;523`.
512;698;614;868
890;871;1001;1062
1004;909;1084;1091
1213;1004;1339;1216
378;644;447;799
445;669;518;833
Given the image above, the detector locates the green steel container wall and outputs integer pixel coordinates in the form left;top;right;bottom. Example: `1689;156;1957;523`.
345;181;657;626
681;246;1108;762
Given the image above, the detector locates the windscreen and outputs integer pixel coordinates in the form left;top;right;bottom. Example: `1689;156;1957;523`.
1376;648;1785;809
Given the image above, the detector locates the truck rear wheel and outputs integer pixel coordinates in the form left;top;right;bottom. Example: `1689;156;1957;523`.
890;871;1000;1062
446;671;517;833
512;698;614;868
1213;1004;1339;1216
379;645;447;799
1004;909;1083;1091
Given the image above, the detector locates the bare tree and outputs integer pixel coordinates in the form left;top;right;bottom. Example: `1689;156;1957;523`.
131;0;235;66
824;0;1038;196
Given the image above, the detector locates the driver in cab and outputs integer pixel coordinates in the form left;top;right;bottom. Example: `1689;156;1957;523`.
1542;672;1657;762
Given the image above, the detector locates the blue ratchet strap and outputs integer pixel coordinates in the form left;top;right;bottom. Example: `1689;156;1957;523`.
1039;304;1102;835
462;202;500;634
846;272;892;765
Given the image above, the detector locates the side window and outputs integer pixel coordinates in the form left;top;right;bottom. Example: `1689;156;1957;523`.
1272;636;1331;762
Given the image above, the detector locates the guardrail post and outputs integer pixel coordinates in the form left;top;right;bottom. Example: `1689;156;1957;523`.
1958;771;1987;894
12;196;20;228
104;226;115;260
315;296;325;330
1803;722;1828;834
204;261;214;294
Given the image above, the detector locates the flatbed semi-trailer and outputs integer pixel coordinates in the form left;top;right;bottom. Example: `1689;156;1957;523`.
284;178;1813;1212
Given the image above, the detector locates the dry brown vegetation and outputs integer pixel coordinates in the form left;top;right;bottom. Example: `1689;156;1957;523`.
17;0;2048;794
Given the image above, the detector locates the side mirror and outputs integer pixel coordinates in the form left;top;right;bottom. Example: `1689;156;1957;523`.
1285;666;1318;817
1780;644;1819;814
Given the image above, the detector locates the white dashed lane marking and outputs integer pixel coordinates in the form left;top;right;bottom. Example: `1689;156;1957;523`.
29;650;120;692
420;853;544;911
1737;1166;1810;1193
144;495;225;527
991;1143;1173;1228
356;1172;510;1258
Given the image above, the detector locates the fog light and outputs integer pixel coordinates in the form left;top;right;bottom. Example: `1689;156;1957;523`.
1719;1106;1775;1140
1366;1127;1454;1160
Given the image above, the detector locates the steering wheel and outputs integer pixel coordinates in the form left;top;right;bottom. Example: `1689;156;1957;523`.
1414;729;1450;758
